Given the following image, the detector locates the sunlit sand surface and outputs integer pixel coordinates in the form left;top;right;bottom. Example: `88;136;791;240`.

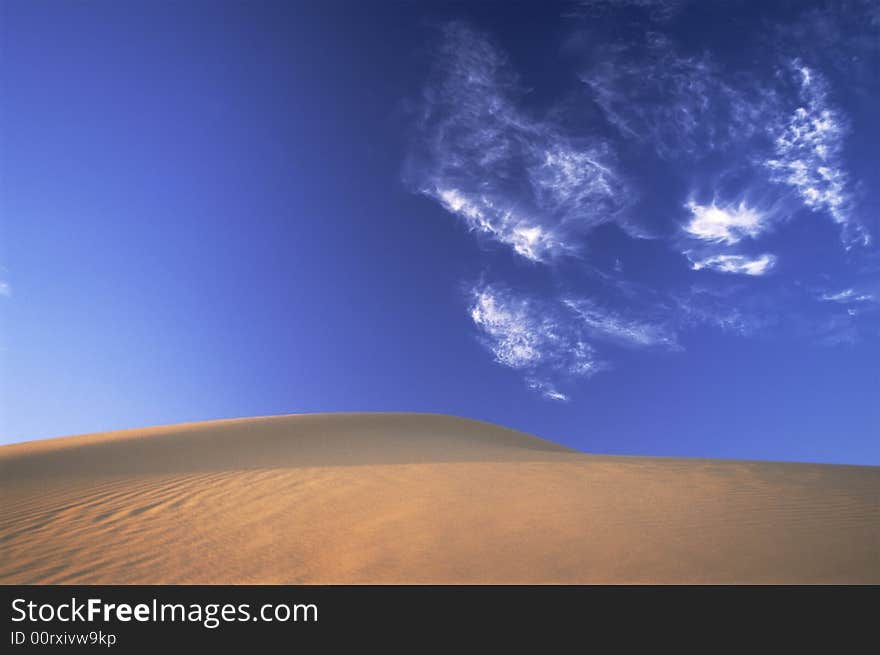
2;413;878;583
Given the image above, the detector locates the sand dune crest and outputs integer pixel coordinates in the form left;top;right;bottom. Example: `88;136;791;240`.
2;413;878;583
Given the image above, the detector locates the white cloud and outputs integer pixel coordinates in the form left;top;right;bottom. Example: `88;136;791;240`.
765;62;869;245
430;187;561;262
680;200;778;278
563;298;678;347
470;288;545;369
0;281;9;297
673;289;770;337
689;253;777;276
469;284;602;398
578;40;869;248
526;379;569;402
579;33;771;159
412;23;627;262
820;288;875;303
408;20;880;400
528;143;622;223
683;200;770;244
469;283;684;397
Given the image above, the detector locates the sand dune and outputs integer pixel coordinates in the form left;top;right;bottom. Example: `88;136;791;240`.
1;413;878;584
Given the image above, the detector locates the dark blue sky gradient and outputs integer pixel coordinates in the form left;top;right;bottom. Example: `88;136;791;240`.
2;1;878;464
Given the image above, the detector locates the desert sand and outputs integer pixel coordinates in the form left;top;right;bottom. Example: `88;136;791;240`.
1;413;878;584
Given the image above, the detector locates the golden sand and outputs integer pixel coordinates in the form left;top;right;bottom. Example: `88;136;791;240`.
2;413;877;583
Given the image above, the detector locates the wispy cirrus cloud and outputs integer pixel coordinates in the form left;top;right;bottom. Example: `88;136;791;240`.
820;288;875;304
682;200;771;245
576;31;870;248
469;282;685;398
678;200;779;276
768;1;880;100
432;188;562;262
410;23;628;263
673;289;768;337
688;253;777;276
563;298;678;348
469;284;601;400
408;10;879;400
765;62;868;246
579;33;769;160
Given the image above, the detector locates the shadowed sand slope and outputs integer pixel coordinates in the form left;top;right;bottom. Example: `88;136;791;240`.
1;413;878;584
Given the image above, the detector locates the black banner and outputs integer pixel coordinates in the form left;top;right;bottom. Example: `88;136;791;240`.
2;585;875;649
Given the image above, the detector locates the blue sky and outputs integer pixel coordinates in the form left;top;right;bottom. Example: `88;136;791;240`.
1;0;878;464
